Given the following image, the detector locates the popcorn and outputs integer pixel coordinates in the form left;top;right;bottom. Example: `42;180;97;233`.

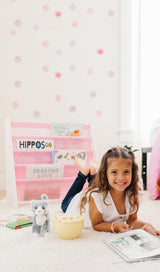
54;214;82;223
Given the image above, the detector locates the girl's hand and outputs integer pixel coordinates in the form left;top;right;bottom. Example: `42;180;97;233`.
142;223;160;236
115;222;133;233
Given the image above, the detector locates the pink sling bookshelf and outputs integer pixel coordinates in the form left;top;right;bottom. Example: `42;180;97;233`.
5;118;97;207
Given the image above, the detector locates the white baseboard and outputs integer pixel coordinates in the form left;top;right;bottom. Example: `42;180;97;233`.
0;174;6;191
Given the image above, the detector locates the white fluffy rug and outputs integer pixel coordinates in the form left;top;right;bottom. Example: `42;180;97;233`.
1;191;160;272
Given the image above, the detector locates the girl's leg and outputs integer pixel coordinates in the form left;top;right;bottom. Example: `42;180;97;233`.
88;159;98;186
61;172;88;212
88;173;97;186
61;160;89;213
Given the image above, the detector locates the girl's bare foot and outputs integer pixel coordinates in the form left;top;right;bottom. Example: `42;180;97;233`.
74;159;89;176
89;159;98;175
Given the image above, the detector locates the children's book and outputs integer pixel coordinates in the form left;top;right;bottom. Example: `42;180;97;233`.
16;139;54;151
103;229;160;262
0;214;33;229
53;150;87;163
26;164;64;179
51;122;83;136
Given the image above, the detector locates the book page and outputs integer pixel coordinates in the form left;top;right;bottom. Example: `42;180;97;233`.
104;229;160;262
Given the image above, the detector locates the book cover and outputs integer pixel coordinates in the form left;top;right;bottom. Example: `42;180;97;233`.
53;150;87;163
51;122;83;136
26;164;64;179
103;229;160;262
0;214;33;229
16;139;54;151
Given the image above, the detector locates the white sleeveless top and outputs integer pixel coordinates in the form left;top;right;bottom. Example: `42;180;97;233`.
65;189;143;228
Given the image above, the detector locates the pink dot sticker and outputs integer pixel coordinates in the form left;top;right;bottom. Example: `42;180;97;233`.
70;4;76;11
55;72;62;78
55;11;61;17
42;65;49;72
108;10;114;17
87;8;93;14
70;40;76;47
72;21;78;28
56;49;62;56
70;65;76;71
42;41;49;47
96;110;102;117
108;71;114;77
33;111;40;118
34;25;40;31
13;101;18;109
42;4;49;11
15;81;21;88
87;68;94;75
69;105;76;112
15;56;21;63
55;95;61;102
97;49;103;55
90;91;96;98
10;30;16;36
15;20;22;27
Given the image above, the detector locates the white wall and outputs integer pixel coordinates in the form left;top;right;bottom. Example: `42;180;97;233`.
0;0;122;191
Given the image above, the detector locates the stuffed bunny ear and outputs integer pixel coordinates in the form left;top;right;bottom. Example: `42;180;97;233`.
31;199;35;206
41;194;48;203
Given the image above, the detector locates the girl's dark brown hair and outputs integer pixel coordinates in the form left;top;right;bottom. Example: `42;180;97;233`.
80;147;142;214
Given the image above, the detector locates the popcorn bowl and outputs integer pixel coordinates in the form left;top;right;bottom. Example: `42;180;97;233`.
53;214;84;239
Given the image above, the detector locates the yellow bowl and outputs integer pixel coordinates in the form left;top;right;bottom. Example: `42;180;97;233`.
53;215;84;239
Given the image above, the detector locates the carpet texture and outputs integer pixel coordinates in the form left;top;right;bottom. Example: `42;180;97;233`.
0;191;160;271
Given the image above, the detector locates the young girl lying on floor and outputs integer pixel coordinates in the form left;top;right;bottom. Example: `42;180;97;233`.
61;147;160;236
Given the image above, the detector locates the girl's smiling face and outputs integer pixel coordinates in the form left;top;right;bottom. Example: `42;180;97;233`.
107;158;132;193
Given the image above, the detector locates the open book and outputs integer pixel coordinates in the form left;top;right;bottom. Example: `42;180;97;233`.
103;229;160;262
0;214;33;229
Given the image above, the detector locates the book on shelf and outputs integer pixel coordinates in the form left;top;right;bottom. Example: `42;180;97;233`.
51;122;83;136
26;164;64;179
16;139;54;151
52;150;87;163
0;214;33;229
103;229;160;262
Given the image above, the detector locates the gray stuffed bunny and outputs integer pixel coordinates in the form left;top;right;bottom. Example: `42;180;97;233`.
31;194;50;237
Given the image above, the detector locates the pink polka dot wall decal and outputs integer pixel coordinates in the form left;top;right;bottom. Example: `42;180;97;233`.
14;56;21;63
69;105;76;112
108;10;114;17
15;81;21;88
70;40;76;47
10;30;16;36
11;0;16;2
34;25;40;31
70;65;76;71
42;41;49;47
42;65;49;72
97;49;103;55
87;8;93;14
108;71;114;77
55;72;62;78
69;4;76;11
72;21;78;28
13;101;18;109
87;68;94;75
15;20;22;27
33;111;40;118
56;49;62;56
55;11;61;17
42;4;49;11
96;110;102;117
55;95;61;102
90;91;96;98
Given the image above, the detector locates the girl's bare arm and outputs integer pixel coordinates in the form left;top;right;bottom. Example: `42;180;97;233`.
89;197;132;233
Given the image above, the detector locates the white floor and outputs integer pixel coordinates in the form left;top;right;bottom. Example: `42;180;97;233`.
0;191;160;272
